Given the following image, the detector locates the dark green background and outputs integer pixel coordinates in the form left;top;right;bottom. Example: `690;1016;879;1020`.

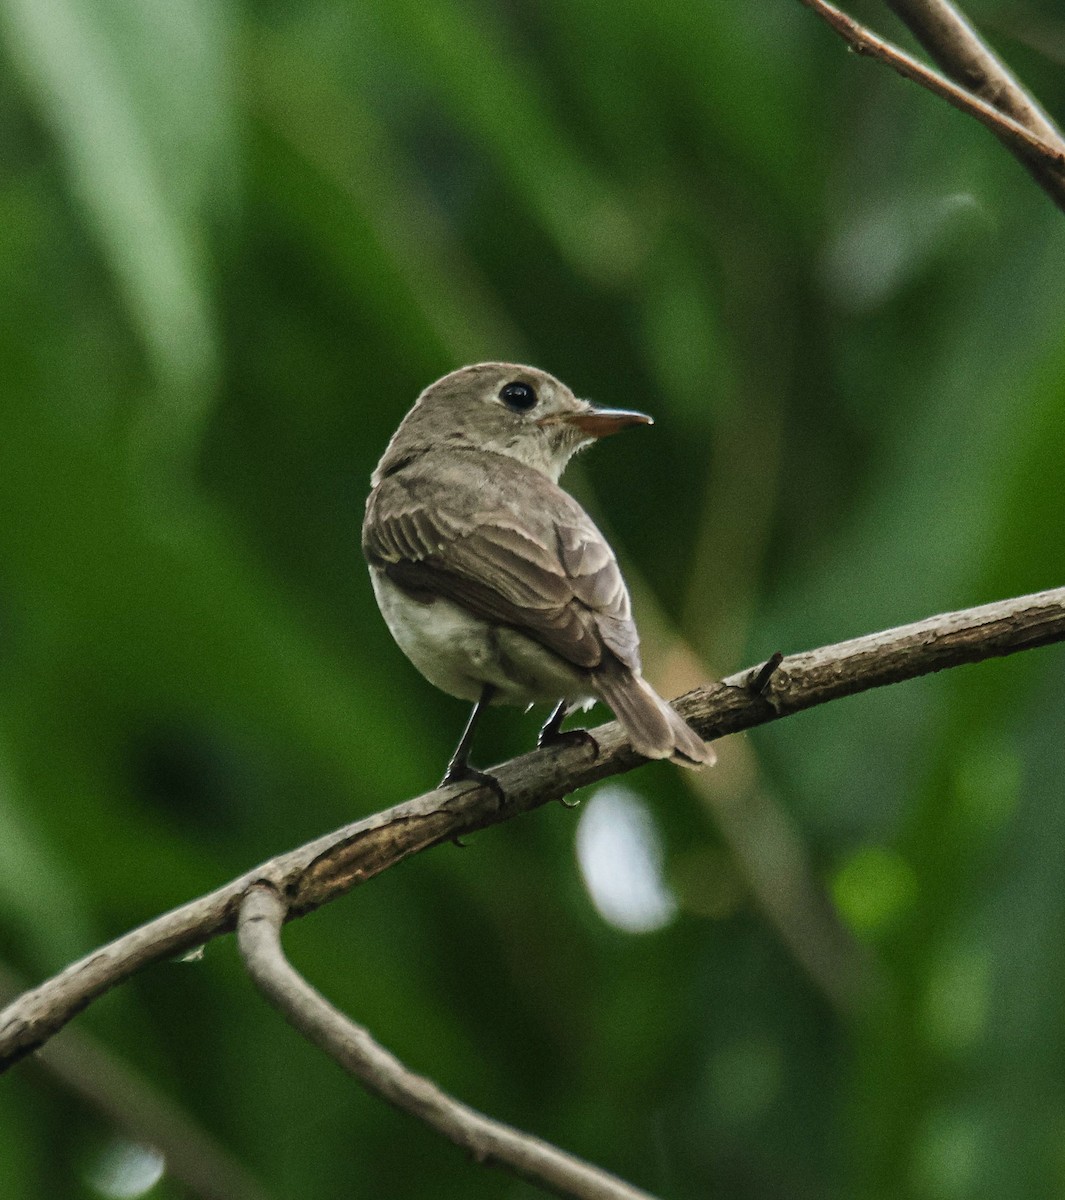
1;1;1064;1197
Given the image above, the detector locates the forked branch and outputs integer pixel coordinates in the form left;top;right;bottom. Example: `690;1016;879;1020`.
2;587;1063;1075
799;0;1065;210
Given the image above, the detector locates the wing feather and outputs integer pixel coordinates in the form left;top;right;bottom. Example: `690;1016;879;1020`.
363;453;641;673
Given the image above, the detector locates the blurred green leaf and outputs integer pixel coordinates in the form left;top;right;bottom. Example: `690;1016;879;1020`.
0;0;232;458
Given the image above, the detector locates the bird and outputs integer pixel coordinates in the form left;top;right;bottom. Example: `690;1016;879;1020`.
362;362;714;792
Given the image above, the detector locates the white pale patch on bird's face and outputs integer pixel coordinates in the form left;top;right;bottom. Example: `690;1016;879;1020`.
478;422;591;483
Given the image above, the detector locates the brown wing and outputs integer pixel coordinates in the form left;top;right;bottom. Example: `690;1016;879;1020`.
363;456;641;673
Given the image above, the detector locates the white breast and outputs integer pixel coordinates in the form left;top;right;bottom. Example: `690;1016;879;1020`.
370;568;595;709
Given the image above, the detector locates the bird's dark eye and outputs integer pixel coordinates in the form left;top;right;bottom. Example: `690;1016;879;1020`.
499;381;538;412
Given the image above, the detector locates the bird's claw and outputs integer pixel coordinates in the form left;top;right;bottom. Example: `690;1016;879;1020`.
537;726;600;758
440;763;506;808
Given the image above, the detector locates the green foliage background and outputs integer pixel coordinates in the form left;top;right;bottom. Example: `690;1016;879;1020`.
1;1;1064;1197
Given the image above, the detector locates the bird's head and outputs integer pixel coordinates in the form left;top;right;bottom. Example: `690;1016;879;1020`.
376;363;652;484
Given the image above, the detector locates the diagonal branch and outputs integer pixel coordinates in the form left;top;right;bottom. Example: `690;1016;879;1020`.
2;587;1064;1073
237;884;656;1200
799;0;1065;211
884;0;1064;145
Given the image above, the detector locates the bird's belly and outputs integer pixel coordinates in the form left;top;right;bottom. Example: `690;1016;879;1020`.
370;570;592;707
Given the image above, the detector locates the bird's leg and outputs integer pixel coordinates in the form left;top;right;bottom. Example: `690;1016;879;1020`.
537;699;569;746
537;700;599;758
441;685;505;804
445;685;494;780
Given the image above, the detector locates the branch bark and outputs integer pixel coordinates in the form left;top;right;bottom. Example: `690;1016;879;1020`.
799;0;1065;211
237;884;656;1200
884;0;1064;143
2;587;1063;1073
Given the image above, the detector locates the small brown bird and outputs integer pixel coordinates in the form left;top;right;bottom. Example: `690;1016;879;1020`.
362;363;713;790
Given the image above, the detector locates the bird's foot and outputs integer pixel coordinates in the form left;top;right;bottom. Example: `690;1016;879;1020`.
537;700;599;759
537;725;600;759
440;761;506;808
538;725;598;808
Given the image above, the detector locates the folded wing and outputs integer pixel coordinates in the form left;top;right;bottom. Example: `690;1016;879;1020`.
363;454;641;675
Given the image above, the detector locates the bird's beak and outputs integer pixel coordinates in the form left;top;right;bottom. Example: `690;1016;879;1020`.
541;405;654;438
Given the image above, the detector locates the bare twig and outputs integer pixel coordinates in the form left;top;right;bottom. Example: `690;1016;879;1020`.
885;0;1064;143
633;573;873;1013
799;0;1065;210
0;963;271;1200
237;885;656;1200
655;627;875;1014
748;652;785;696
2;587;1064;1072
0;962;270;1200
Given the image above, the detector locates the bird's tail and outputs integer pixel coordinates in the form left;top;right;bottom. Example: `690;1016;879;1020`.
595;663;715;767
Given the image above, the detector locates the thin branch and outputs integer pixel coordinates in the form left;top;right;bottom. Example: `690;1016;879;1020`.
798;0;1065;211
631;572;873;1013
0;963;272;1200
884;0;1065;144
2;587;1064;1072
237;885;656;1200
